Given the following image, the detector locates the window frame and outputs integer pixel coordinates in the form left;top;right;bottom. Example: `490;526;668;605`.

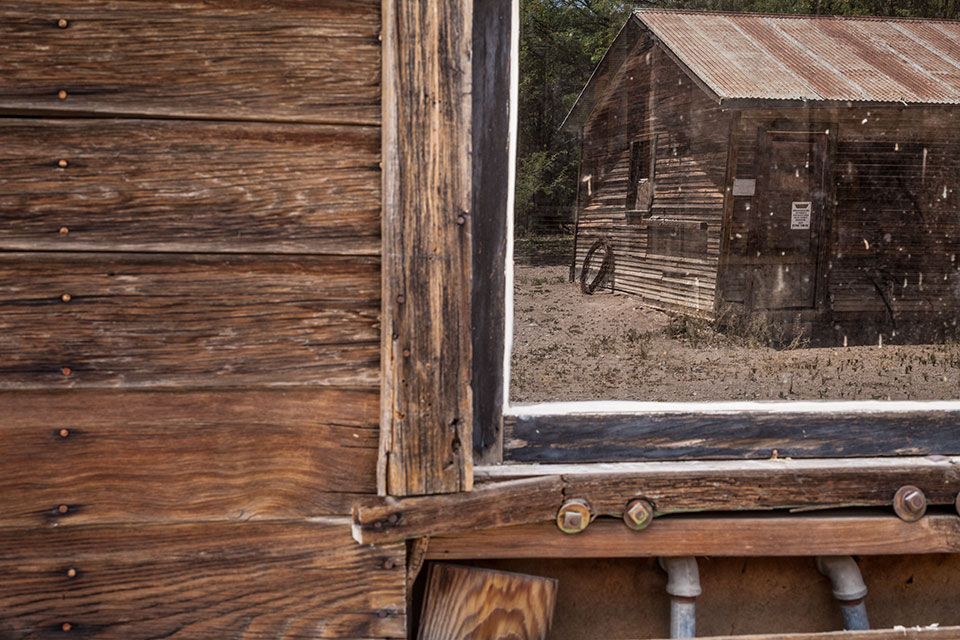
372;0;960;539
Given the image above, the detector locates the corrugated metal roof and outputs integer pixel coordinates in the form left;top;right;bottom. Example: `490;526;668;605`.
636;9;960;104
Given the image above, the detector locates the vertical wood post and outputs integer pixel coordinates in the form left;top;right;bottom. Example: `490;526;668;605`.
380;0;474;496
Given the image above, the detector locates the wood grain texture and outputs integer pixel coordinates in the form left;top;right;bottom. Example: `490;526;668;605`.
0;0;380;124
426;513;960;559
0;519;405;639
0;389;377;526
353;477;563;545
0;119;380;254
380;0;473;495
418;564;556;640
0;253;379;388
355;457;960;543
471;0;511;464
505;411;960;462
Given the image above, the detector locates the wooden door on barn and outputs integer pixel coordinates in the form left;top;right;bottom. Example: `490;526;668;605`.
750;128;829;311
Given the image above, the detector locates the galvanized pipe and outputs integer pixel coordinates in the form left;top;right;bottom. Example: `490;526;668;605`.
659;557;701;638
816;556;870;631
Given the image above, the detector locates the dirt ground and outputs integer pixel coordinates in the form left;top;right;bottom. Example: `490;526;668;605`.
511;264;960;402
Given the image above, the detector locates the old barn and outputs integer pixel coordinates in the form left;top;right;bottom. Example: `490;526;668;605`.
565;10;960;345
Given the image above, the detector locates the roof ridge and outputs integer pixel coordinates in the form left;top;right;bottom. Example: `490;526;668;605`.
633;8;960;24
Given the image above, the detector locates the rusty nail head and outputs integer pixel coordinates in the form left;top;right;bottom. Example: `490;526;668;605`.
58;19;68;28
61;293;71;302
67;568;77;578
61;367;71;376
387;513;399;525
456;215;466;225
402;349;410;358
62;622;72;632
58;159;69;168
894;485;927;522
58;504;69;514
59;428;70;438
58;90;68;100
396;294;405;304
556;499;591;534
60;226;70;235
624;498;654;530
956;491;960;516
382;559;394;569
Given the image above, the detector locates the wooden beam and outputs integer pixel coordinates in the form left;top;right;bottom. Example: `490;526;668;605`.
426;513;960;559
354;457;960;543
653;628;960;640
504;411;960;462
380;0;473;496
353;477;563;545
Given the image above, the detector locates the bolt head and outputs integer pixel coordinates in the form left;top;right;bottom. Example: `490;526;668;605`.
623;498;654;530
894;485;927;522
556;499;591;534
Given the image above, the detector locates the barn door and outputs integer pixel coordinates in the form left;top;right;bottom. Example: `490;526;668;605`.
751;129;828;310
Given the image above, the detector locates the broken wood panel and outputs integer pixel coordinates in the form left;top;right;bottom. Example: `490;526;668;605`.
425;514;960;559
418;564;556;640
353;477;564;545
504;411;960;462
0;0;380;124
0;389;377;525
0;253;379;388
356;457;960;543
0;119;380;254
0;519;405;639
380;0;473;495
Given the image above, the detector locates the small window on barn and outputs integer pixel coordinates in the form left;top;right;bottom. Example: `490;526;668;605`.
627;137;655;212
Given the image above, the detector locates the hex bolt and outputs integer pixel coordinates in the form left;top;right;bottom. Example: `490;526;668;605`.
893;485;927;522
556;498;592;534
623;498;655;530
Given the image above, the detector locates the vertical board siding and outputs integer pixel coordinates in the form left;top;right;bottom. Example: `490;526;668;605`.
0;389;379;525
0;521;405;640
574;41;730;316
0;254;380;389
0;119;381;254
0;0;381;124
380;0;473;496
728;107;960;344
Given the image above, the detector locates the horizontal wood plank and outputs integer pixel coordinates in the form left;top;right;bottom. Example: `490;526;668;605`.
655;627;960;640
0;0;380;124
505;411;960;462
0;519;405;639
0;253;379;388
425;513;960;559
0;119;380;254
0;389;378;526
353;477;564;545
355;458;960;543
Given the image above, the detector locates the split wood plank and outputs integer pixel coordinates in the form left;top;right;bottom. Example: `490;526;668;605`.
505;411;960;462
662;627;960;640
0;119;380;255
0;519;405;639
353;477;564;544
0;389;378;526
418;564;556;640
0;0;380;124
425;514;960;559
354;457;960;543
0;253;379;389
380;0;473;495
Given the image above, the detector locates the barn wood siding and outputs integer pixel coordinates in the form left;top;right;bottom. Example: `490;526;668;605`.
574;40;730;316
0;1;401;638
727;107;960;345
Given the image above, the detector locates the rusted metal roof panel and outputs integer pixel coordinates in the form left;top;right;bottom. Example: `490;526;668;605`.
636;10;960;104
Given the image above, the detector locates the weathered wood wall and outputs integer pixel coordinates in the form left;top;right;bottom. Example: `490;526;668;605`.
0;1;404;637
574;38;731;316
723;107;960;345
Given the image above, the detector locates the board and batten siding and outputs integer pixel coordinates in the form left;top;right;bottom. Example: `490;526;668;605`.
0;2;404;638
574;38;731;316
724;107;960;345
